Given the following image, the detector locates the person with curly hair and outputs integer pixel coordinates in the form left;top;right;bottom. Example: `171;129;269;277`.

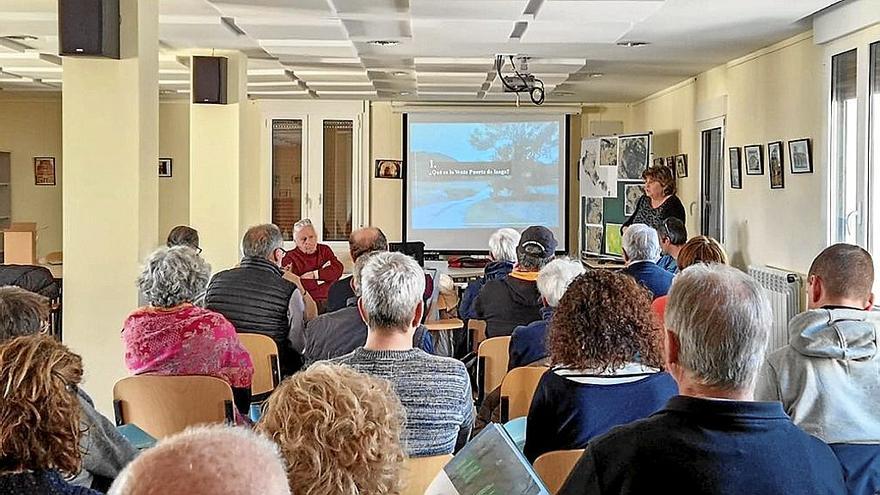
0;335;102;494
256;363;405;495
651;235;728;323
523;270;678;462
123;246;253;418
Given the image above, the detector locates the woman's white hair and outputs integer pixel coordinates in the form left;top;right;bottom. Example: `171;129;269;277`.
488;228;520;262
622;223;661;262
137;246;211;308
537;257;586;307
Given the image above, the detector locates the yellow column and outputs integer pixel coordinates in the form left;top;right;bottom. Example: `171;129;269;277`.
62;0;159;414
189;51;247;271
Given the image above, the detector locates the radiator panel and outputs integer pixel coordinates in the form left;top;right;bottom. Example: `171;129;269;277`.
748;265;803;352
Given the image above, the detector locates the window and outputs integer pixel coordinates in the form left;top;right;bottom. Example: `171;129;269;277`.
870;42;880;294
322;120;353;241
830;50;861;245
271;120;303;241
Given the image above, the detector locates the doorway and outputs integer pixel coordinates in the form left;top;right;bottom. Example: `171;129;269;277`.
699;119;725;241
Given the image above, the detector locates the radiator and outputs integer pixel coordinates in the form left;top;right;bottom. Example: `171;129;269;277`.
748;265;803;352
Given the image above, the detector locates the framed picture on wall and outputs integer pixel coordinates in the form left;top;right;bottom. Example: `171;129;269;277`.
652;157;665;168
375;159;403;179
744;144;764;175
788;138;813;174
728;147;742;189
665;156;674;169
675;154;688;178
34;157;56;186
768;141;784;189
158;158;173;178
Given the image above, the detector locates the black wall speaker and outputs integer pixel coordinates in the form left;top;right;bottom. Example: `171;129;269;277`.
192;56;228;105
58;0;120;59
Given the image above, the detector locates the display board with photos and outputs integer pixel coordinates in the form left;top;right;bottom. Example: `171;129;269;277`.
579;132;652;257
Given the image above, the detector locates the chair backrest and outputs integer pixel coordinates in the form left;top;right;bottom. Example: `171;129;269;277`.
499;366;548;422
468;318;487;352
113;375;235;439
533;449;585;494
45;251;63;264
237;332;281;397
477;336;510;403
401;454;453;495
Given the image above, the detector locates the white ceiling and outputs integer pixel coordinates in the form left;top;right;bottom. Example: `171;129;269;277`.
0;0;842;103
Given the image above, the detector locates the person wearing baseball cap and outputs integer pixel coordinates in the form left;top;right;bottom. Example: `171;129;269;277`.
474;226;558;338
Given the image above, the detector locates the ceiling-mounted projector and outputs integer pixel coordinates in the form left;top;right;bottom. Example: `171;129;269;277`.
495;54;545;105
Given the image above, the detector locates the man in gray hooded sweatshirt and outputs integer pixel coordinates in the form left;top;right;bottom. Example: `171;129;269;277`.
756;243;880;494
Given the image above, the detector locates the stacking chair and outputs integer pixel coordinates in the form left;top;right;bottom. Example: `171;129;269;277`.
401;454;453;495
237;332;281;401
533;449;585;494
113;375;235;439
467;318;487;352
499;365;548;422
476;336;510;403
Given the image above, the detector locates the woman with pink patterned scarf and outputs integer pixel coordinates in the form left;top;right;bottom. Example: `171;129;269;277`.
122;246;254;420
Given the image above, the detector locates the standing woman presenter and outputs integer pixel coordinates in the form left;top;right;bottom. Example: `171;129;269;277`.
622;164;685;231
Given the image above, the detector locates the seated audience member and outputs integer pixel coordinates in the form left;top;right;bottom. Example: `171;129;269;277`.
509;257;584;369
621;223;673;299
108;426;290;495
757;244;880;494
257;363;405;494
0;335;103;495
282;218;344;312
206;224;317;375
651;235;728;322
331;252;474;457
559;264;846;495
165;225;200;251
0;287;136;491
475;226;556;338
0;264;59;299
657;218;687;273
459;228;521;321
124;246;254;416
326;226;388;313
304;251;433;365
524;270;677;462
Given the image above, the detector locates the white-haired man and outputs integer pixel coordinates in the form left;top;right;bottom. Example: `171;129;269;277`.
509;257;585;368
558;264;846;495
282;218;343;312
331;252;474;457
621;223;673;298
459;228;521;321
109;425;291;495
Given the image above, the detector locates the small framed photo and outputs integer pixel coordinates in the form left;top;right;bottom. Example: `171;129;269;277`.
675;154;688;178
158;158;173;178
744;144;764;175
375;159;403;179
34;157;56;186
768;141;784;189
788;138;813;174
728;147;742;189
652;157;665;168
665;156;674;169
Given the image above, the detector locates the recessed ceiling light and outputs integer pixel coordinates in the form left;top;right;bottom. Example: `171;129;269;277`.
399;91;411;96
368;40;401;47
392;71;408;77
616;41;650;47
588;73;604;78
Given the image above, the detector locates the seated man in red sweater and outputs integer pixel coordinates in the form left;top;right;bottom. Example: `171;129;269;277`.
282;218;343;313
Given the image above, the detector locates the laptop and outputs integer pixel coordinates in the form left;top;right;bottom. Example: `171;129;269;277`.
425;423;551;495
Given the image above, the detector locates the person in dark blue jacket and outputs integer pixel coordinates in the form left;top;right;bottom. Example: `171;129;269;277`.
524;270;677;462
459;228;520;321
657;217;687;274
508;257;584;370
621;223;673;299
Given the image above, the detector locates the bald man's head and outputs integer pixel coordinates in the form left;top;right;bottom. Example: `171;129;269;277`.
109;426;290;495
349;227;388;261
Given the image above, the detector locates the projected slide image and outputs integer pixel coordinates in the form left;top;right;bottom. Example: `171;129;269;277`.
410;121;560;229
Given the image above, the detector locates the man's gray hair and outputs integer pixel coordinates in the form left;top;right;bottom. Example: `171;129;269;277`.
137;246;211;308
109;425;290;495
242;224;284;259
293;218;313;234
488;228;520;262
537;257;586;307
665;263;772;391
623;223;661;262
360;252;425;331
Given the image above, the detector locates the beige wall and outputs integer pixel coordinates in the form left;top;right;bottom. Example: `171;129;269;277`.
158;101;190;240
369;102;403;241
0;93;63;258
629;33;825;273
